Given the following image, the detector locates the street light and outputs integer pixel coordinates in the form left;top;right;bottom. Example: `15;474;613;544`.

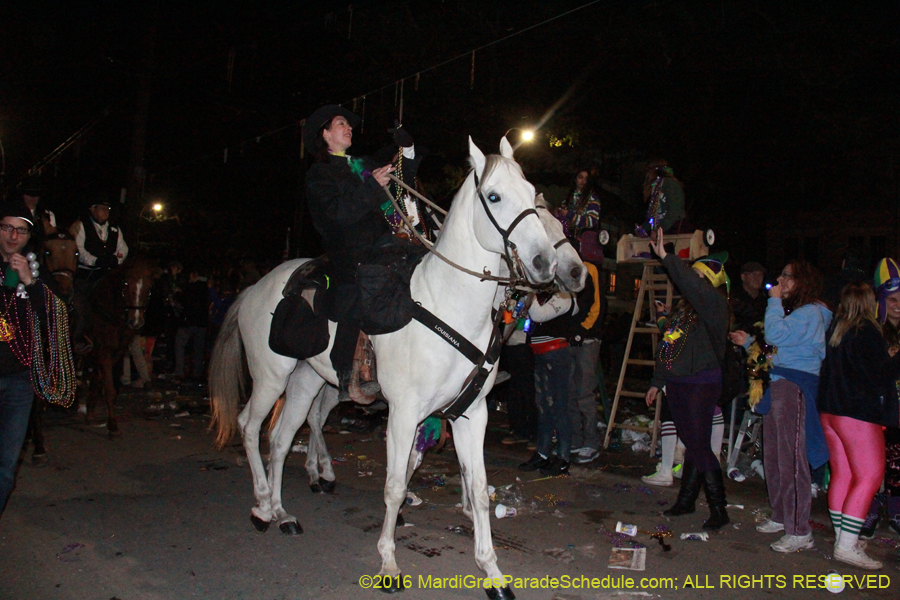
140;201;164;221
504;127;535;141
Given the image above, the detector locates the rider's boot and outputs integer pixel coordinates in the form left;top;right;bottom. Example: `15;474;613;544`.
346;333;379;404
356;333;380;396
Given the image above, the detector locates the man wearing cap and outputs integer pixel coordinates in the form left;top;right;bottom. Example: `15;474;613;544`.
70;197;129;353
0;199;53;514
16;175;56;242
302;104;408;401
72;197;129;282
731;261;767;332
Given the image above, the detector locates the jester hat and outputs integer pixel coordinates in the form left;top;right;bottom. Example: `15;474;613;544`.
873;257;900;323
692;252;730;295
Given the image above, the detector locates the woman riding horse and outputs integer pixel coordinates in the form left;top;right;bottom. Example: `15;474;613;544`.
302;105;422;402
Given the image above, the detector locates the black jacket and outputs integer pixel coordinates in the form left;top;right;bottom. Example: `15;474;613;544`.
651;254;729;387
306;154;392;286
818;322;900;427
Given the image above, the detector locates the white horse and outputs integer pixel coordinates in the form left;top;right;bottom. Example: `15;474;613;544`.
301;192;588;493
210;137;557;599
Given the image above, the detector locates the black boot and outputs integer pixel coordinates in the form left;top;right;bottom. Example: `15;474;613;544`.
702;468;730;530
337;370;352;403
663;461;701;516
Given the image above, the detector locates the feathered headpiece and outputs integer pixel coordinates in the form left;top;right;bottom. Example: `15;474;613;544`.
873;257;900;323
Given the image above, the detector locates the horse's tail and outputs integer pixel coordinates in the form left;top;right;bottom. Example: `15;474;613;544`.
210;290;249;450
267;395;286;436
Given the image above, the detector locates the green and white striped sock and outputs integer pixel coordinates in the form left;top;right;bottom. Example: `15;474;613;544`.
829;509;842;544
838;514;864;550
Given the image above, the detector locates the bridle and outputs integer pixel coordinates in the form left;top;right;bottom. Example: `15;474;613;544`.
472;170;541;283
382;167;543;286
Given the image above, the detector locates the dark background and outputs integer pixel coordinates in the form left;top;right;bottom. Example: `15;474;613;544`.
1;1;898;269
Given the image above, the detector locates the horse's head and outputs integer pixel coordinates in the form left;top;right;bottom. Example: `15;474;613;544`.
535;194;586;292
467;137;556;285
42;232;78;305
121;259;155;330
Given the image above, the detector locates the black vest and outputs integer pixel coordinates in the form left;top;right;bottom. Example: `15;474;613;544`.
82;220;119;269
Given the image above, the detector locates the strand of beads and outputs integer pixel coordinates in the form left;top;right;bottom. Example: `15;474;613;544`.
30;286;76;407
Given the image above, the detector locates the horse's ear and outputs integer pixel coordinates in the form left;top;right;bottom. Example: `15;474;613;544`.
535;193;546;208
468;136;486;178
499;136;514;159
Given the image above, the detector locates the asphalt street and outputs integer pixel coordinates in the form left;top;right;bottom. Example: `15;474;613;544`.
1;382;898;600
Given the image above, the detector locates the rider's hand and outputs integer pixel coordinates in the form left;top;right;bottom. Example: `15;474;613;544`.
372;165;395;187
645;386;659;407
9;253;33;286
388;120;414;148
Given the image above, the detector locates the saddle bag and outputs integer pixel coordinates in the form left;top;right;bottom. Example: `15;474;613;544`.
356;239;427;336
269;261;331;360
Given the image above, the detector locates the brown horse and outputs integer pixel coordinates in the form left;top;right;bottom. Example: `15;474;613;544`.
85;258;154;437
24;233;80;461
42;231;79;306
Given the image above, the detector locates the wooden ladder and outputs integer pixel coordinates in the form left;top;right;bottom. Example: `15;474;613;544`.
602;261;682;456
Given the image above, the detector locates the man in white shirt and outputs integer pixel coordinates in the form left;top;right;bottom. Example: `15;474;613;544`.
70;196;129;353
72;198;129;283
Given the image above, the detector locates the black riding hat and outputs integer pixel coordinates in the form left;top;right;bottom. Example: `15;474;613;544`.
302;105;360;152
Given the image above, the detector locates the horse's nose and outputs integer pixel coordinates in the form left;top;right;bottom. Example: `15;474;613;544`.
570;264;585;281
532;253;557;283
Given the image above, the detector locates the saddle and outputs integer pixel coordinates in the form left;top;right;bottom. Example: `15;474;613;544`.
269;257;379;404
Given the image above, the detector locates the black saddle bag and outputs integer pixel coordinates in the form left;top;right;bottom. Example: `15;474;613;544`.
356;239;427;336
269;260;331;360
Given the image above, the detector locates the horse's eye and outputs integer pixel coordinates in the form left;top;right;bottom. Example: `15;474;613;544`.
487;192;501;203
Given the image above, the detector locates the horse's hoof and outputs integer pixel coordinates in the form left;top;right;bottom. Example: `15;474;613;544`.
485;586;515;600
107;429;122;440
31;452;48;465
279;521;303;535
396;512;405;527
250;514;270;533
319;478;336;494
309;483;323;494
379;573;406;594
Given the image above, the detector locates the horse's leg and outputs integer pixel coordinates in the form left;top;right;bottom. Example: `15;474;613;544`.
99;353;119;437
267;364;324;534
452;401;513;599
237;370;292;533
306;384;340;493
376;406;419;590
30;395;47;462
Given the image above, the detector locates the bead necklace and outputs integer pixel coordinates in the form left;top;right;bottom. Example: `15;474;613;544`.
30;288;76;406
382;152;429;243
657;305;697;370
0;283;75;406
0;287;34;366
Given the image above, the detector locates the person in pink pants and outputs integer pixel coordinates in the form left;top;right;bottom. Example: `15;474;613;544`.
818;281;900;570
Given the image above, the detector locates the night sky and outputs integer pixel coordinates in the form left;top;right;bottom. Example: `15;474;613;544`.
2;1;898;266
